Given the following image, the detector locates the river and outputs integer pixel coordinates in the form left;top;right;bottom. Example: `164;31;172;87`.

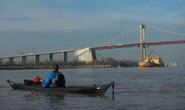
1;66;185;110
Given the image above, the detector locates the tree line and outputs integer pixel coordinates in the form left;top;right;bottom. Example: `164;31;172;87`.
0;57;138;67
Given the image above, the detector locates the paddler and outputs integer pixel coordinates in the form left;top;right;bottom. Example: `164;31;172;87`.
41;63;65;88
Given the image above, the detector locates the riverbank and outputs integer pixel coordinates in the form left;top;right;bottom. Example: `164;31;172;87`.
0;65;111;70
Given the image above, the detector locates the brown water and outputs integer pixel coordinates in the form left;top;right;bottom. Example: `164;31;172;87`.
1;67;185;110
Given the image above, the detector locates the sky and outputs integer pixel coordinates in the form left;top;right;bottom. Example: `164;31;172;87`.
0;0;185;63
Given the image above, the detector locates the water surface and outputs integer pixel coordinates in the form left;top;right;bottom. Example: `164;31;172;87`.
1;67;185;110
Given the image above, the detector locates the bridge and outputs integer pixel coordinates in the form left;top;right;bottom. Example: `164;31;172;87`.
92;40;185;50
0;49;76;65
0;24;185;65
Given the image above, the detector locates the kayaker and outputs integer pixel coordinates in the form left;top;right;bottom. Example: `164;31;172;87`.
41;63;65;88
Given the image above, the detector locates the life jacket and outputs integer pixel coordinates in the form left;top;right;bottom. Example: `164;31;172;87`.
52;71;65;87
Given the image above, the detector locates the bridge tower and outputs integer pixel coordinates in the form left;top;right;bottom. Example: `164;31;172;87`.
140;24;146;61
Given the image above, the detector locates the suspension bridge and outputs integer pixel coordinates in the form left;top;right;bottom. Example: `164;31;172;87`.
0;24;185;65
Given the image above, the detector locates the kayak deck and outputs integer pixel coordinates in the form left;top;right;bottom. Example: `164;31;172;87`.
7;79;114;95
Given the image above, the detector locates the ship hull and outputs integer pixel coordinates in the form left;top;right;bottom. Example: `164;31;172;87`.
138;57;164;68
139;63;163;67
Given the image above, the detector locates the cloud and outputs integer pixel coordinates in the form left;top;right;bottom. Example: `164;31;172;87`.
0;1;185;31
0;17;35;21
0;8;131;31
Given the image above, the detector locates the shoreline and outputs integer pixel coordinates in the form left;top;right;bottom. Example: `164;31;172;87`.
0;65;111;70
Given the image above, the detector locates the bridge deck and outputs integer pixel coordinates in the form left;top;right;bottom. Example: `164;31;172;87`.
91;40;185;50
0;40;185;59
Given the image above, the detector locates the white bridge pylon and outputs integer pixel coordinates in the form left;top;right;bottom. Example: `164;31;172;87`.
75;47;97;62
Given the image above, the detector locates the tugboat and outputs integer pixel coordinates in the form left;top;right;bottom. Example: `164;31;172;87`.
139;50;164;67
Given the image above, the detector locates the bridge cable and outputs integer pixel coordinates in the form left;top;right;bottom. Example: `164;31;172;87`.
146;24;185;37
96;24;139;47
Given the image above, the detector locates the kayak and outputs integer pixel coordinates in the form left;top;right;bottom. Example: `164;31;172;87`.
7;79;114;95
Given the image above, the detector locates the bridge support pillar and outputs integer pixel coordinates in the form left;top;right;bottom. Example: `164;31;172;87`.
21;56;27;65
62;52;68;62
48;53;54;62
140;24;146;61
75;47;97;62
34;55;40;65
9;57;14;65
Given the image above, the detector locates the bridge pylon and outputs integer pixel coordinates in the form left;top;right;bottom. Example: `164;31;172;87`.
75;47;97;62
48;53;54;62
21;56;27;65
34;55;40;65
62;52;68;62
9;57;14;65
140;24;146;61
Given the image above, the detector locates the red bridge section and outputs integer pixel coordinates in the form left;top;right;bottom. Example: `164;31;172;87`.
91;40;185;50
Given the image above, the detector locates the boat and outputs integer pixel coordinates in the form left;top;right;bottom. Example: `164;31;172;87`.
166;62;178;67
7;79;114;95
139;50;164;67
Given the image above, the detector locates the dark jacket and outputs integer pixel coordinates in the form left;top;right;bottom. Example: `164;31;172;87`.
55;71;65;87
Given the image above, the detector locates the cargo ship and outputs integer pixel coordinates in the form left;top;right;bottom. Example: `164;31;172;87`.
139;50;164;67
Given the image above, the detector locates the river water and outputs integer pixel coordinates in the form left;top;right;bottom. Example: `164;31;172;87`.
1;67;185;110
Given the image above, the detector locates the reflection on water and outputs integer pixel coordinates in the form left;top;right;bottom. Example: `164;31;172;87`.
21;90;112;110
1;67;185;110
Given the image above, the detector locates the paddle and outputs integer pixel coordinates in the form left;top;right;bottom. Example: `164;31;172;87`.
111;81;115;95
111;81;115;100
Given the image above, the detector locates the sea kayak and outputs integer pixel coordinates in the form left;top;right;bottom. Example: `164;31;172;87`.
7;79;114;95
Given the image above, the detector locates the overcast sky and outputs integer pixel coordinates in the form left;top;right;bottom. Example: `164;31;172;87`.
0;0;185;63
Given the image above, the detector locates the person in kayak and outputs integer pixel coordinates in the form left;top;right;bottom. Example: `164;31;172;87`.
41;63;65;88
